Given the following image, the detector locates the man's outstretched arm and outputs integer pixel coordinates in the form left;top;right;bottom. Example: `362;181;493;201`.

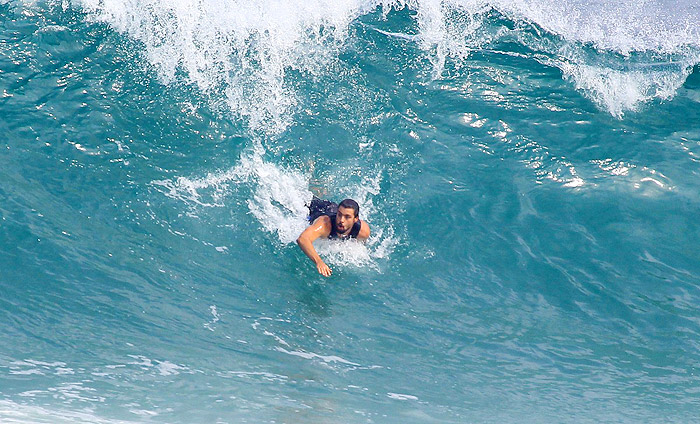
296;216;332;276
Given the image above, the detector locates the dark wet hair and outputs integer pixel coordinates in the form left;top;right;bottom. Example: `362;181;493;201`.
338;198;359;218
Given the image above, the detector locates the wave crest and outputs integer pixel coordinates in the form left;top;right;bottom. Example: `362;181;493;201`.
34;0;700;124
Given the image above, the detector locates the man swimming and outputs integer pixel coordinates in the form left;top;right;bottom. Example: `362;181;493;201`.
296;197;371;276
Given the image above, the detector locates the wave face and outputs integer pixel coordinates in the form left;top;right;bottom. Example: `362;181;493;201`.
2;0;700;422
68;0;700;125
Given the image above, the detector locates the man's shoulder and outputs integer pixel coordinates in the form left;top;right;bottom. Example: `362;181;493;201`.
358;220;371;240
313;214;333;225
313;215;334;236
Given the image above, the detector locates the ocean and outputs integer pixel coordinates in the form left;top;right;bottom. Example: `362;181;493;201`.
1;0;700;422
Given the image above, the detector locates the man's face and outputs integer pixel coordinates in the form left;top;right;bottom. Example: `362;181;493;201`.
335;206;358;234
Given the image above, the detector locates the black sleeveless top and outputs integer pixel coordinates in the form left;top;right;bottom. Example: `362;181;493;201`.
328;217;361;240
307;196;361;240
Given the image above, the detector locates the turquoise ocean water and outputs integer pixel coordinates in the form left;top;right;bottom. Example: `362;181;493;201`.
2;0;700;422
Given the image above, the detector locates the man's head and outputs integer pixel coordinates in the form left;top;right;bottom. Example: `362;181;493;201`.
335;198;359;234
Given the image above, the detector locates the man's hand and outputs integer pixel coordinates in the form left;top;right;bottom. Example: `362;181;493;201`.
297;215;333;276
316;261;332;277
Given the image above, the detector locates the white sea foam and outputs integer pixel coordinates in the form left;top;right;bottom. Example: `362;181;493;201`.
9;0;683;127
0;400;138;424
70;0;384;133
558;61;689;117
235;150;313;244
233;147;398;270
498;0;700;54
153;144;397;270
387;392;419;400
409;0;700;116
152;168;240;207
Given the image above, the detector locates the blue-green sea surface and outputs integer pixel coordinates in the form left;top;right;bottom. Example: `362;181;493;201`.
2;0;700;422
